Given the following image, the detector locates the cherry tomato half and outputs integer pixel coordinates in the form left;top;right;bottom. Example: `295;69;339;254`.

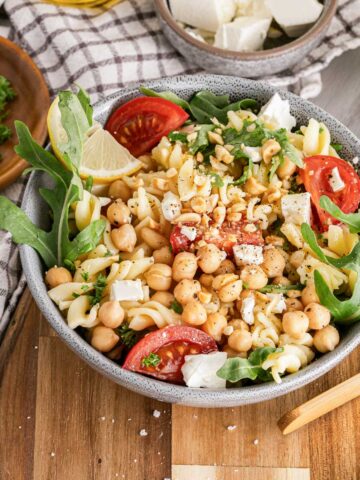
105;97;189;158
123;326;218;383
300;155;360;229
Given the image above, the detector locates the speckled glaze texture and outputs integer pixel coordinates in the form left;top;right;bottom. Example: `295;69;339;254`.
20;75;360;408
154;0;336;78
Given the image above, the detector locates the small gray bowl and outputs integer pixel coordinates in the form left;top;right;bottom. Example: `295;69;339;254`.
20;74;360;408
154;0;337;77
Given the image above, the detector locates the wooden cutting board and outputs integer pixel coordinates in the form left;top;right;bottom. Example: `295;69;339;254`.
0;288;359;480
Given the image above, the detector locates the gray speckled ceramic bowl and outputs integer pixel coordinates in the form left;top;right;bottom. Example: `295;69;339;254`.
20;75;360;408
154;0;337;77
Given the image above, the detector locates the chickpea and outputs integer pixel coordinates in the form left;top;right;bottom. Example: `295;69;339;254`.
153;246;174;266
107;199;132;226
313;325;340;353
261;247;286;278
151;291;175;308
182;301;207;326
111;224;137;252
228;318;250;331
285;298;304;312
199;274;214;288
145;263;172;291
201;312;227;342
223;345;247;358
141;227;169;250
214;259;236;276
218;279;243;303
277;156;297;179
273;276;291;286
228;329;253;352
45;266;72;288
282;310;309;339
240;265;268;290
108;179;132;202
91;326;119;352
98;301;124;329
304;303;331;330
301;282;320;306
172;252;198;282
174;279;201;305
197;244;225;274
289;250;306;269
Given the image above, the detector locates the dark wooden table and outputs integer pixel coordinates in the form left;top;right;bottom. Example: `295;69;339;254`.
1;48;360;480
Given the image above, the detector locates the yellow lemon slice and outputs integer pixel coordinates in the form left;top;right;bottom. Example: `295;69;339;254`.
47;97;143;183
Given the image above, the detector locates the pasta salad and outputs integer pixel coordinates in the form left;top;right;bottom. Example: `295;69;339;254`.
1;87;360;389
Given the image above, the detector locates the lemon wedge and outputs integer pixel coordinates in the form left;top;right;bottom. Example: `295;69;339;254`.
47;96;143;183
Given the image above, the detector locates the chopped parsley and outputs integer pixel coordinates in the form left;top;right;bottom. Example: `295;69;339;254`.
116;322;139;349
88;273;107;306
168;131;188;143
207;171;224;187
331;143;343;153
170;300;183;314
84;176;93;192
81;271;89;281
141;352;161;368
72;292;80;299
0;75;16;153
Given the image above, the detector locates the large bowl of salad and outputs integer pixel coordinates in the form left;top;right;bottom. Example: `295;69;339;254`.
4;74;359;407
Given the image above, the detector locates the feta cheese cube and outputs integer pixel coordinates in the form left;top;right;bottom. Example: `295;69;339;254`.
181;352;228;388
180;226;197;241
237;0;272;19
233;244;264;266
169;0;236;33
214;16;271;52
265;0;323;37
161;191;182;221
243;146;262;163
281;193;311;226
240;294;256;325
266;293;286;313
110;279;144;302
329;167;345;193
259;93;296;131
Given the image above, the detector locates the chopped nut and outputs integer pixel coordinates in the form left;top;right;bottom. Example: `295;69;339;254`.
244;177;267;195
262;139;281;164
208;131;224;145
215;144;234;164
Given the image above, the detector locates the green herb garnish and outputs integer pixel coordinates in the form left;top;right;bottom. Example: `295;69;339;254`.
259;284;304;293
170;300;183;314
217;347;282;383
331;143;343;153
89;273;107;306
141;352;161;368
188;124;215;155
116;322;139;349
168;131;188;143
81;271;89;281
0;124;12;145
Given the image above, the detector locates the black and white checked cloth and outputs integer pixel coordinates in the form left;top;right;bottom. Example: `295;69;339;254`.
0;0;359;338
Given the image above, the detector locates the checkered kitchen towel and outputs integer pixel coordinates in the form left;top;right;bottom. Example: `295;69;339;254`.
0;0;360;338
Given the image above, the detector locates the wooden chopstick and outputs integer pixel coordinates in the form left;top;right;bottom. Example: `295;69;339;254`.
278;373;360;435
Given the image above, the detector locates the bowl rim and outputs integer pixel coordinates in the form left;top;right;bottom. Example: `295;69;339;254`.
154;0;337;60
20;74;360;407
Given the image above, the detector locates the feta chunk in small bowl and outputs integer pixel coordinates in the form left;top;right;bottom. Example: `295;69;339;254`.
154;0;336;78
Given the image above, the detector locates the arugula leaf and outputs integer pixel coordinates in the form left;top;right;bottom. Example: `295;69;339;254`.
190;92;258;124
208;172;224;188
168;131;188;143
232;159;253;186
217;347;281;383
139;86;190;110
301;223;360;324
223;122;267;148
76;86;93;126
269;156;282;181
259;284;304;293
331;143;343;153
0;196;57;268
280;140;304;168
188;124;215;154
319;196;360;233
170;300;183;314
141;352;161;368
64;219;106;263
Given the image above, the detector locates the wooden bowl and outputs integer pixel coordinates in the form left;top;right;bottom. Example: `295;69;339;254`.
0;37;50;190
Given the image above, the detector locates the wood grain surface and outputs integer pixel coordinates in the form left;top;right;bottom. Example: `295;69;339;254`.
1;48;360;480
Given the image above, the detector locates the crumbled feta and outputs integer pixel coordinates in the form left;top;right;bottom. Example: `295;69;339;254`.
281;193;311;225
242;146;262;163
169;0;236;32
233;244;264;266
181;352;227;388
329;167;345;193
227;425;237;431
214;16;271;52
265;0;323;37
259;93;297;131
266;293;286;313
161;191;182;221
153;410;161;418
180;225;197;241
139;429;148;437
110;279;144;302
241;294;256;325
